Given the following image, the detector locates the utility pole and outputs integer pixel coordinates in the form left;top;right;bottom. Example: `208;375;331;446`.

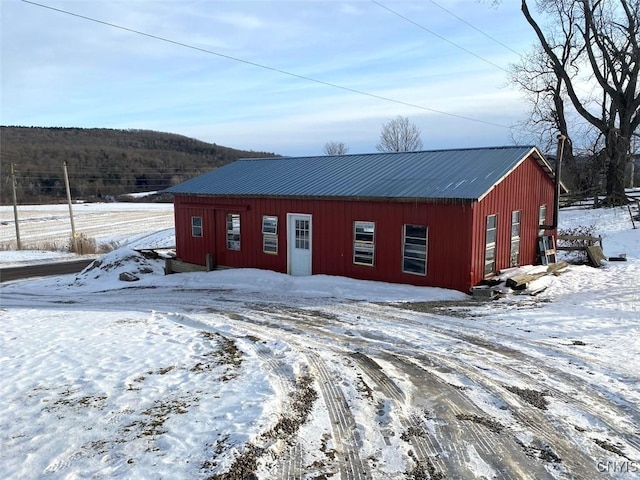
63;161;78;253
553;134;566;229
10;163;22;250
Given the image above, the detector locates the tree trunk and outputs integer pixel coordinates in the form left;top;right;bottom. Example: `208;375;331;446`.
560;140;579;189
603;130;630;206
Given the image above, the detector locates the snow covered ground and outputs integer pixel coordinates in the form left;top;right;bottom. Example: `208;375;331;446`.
1;204;639;479
0;202;174;251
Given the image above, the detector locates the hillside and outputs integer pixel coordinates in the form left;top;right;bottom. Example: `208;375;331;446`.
0;126;277;204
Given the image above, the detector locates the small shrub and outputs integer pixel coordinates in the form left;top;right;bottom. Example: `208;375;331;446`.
557;224;597;264
70;234;97;254
557;224;596;246
38;240;67;252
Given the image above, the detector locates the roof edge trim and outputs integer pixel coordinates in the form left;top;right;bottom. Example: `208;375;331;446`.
171;193;475;204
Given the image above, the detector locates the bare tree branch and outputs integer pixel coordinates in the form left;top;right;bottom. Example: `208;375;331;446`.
376;116;423;153
518;0;639;204
323;141;349;155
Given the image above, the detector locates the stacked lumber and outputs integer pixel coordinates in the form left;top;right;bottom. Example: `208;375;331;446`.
505;261;569;290
475;262;569;297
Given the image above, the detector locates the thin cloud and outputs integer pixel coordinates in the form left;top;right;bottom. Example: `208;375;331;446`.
3;0;540;154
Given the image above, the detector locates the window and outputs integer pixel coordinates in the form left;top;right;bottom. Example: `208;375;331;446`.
353;221;375;266
295;219;310;250
402;224;427;275
191;216;202;237
510;210;521;267
262;215;278;254
263;236;278;254
484;214;497;276
539;205;547;228
262;215;278;235
226;213;240;250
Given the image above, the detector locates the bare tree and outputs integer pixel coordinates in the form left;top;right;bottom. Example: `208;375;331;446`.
509;42;584;189
323;141;349;155
376;116;423;152
519;0;640;205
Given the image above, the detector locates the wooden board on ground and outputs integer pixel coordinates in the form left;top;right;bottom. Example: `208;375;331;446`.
586;245;607;267
505;261;569;290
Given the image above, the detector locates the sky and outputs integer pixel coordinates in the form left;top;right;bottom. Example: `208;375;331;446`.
1;0;546;156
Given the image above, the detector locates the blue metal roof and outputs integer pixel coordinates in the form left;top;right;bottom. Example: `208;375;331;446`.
166;146;551;201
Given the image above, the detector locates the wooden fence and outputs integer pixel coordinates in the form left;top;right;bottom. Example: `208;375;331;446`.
560;188;640;209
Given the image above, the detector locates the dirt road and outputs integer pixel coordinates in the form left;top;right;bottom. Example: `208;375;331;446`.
199;299;631;479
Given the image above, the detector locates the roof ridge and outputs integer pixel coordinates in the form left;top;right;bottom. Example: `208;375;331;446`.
167;145;550;200
237;145;535;161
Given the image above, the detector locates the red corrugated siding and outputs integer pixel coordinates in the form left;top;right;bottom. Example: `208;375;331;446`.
173;155;554;293
174;195;473;291
172;202;216;266
470;154;556;285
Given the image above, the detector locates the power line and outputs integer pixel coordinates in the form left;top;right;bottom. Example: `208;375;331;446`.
425;0;522;56
21;0;510;129
371;0;509;73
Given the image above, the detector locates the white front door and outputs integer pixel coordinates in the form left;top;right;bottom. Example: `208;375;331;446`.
287;214;312;276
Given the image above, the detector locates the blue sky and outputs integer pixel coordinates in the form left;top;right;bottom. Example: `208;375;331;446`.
1;0;543;156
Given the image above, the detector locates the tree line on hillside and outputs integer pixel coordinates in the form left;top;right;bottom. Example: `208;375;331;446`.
0;127;277;204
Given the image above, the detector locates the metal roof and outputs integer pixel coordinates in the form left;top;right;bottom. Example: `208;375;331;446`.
166;146;553;201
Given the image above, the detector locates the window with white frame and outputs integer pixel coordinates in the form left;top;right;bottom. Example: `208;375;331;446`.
262;215;278;254
510;210;521;267
402;224;427;275
294;219;310;250
226;213;240;250
191;216;202;237
539;205;547;228
484;214;497;276
353;221;375;266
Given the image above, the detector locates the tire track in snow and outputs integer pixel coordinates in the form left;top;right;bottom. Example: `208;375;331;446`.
434;331;640;457
158;309;333;479
279;440;304;480
153;310;310;480
335;302;640;457
352;352;549;480
243;338;307;480
244;305;601;478
34;290;635;478
350;353;447;477
331;305;618;479
403;322;640;459
306;351;372;480
213;303;573;478
216;310;374;479
402;350;609;479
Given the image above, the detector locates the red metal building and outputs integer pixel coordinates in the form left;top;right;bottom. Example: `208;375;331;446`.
166;146;558;293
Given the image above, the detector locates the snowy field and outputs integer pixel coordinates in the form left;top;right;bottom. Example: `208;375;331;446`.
1;204;639;479
0;202;174;251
